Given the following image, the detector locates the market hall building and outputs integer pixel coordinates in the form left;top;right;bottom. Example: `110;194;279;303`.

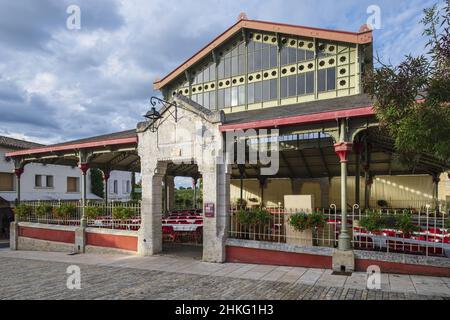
6;17;450;275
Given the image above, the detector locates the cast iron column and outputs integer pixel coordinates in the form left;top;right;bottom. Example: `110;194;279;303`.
193;177;198;209
101;169;110;208
14;168;24;217
353;142;363;208
79;163;89;227
334;121;352;251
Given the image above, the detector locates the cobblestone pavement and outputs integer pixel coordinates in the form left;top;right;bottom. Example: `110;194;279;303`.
0;249;449;300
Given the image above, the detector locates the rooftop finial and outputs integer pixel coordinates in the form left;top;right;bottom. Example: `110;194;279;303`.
237;12;248;21
359;23;371;32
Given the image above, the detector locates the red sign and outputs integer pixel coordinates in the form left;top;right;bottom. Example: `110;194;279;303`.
204;203;215;217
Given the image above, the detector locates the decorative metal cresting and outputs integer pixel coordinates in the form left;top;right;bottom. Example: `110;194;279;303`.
144;96;179;132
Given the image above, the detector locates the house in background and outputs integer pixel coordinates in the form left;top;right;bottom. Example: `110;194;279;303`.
0;136;132;202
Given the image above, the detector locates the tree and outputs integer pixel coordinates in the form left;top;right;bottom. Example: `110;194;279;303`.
90;168;104;198
364;1;450;166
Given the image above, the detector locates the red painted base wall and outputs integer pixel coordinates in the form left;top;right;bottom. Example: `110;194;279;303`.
226;246;332;269
226;245;450;277
86;232;137;252
19;226;75;244
355;259;450;277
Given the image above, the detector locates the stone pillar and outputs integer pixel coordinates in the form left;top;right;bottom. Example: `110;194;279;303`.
290;178;303;195
334;140;352;251
353;143;363;208
9;221;19;251
74;227;86;253
201;163;230;263
319;178;330;208
166;175;175;212
138;162;166;256
193;177;198;209
79;162;89;227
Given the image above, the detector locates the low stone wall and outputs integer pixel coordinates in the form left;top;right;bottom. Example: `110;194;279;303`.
354;250;450;277
226;239;333;269
85;228;138;253
18;237;74;253
12;222;138;255
226;239;450;276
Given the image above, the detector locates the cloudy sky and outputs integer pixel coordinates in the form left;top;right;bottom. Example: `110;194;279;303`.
0;0;439;186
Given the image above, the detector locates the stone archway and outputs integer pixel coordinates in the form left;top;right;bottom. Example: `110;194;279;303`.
136;96;230;263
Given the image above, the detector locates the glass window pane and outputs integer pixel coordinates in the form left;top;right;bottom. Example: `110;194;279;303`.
280;77;288;98
281;47;288;66
254;51;262;71
288;75;296;97
306;50;314;60
254;41;261;51
232;45;239;57
231;87;238;106
288;47;297;65
218;59;224;79
270;46;278;68
248;40;254;52
270;79;277;100
297;49;306;62
248;83;254;104
306;71;314;94
238;55;245;75
238;85;245;105
224;87;231;107
262;80;270;102
218;89;224;108
247;51;254;73
224;58;231;78
210;64;216;81
262;47;270;70
318;69;326;92
327;67;336;90
232;56;238;76
297;73;305;95
254;81;262;103
210;91;216;109
203;92;209;109
239;42;245;55
203;67;209;83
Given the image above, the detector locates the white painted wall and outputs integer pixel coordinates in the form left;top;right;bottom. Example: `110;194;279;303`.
0;146;133;202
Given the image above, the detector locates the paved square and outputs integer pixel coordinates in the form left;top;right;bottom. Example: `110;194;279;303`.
0;249;449;300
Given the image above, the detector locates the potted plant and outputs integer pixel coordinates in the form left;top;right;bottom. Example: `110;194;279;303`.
112;207;134;220
395;213;419;237
53;203;76;220
254;208;271;226
359;211;387;234
85;206;104;220
35;203;52;222
13;204;32;220
288;212;309;232
288;211;326;246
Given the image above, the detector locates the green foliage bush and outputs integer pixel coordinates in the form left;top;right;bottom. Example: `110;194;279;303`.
35;204;52;217
359;212;387;232
395;213;419;236
85;206;104;219
112;207;135;220
289;212;309;231
54;203;76;219
236;208;271;225
13;204;32;218
289;211;327;232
